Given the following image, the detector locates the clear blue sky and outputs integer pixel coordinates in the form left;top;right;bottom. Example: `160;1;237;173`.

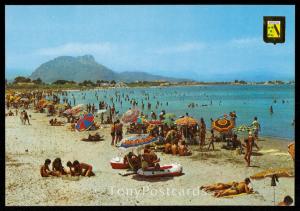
5;5;295;81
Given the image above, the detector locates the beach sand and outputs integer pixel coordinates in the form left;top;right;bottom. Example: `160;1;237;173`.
5;111;294;206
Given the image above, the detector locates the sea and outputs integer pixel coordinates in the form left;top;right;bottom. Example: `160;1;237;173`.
62;84;295;140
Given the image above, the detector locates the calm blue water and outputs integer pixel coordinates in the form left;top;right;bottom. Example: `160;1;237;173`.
62;85;295;140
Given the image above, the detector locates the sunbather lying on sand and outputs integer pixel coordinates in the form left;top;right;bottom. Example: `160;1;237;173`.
49;118;64;126
214;178;253;198
200;181;238;192
40;159;53;177
81;133;103;142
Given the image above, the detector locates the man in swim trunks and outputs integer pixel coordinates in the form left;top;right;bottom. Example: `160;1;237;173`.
214;178;252;197
40;159;53;177
72;160;95;177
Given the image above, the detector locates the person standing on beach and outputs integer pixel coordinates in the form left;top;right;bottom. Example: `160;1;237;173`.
199;118;206;149
23;110;30;125
270;105;273;114
243;132;254;167
111;122;116;146
207;129;215;151
251;117;261;150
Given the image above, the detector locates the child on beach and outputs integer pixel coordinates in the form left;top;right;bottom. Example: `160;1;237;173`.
40;159;53;177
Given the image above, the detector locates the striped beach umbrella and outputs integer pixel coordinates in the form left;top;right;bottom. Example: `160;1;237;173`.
75;113;95;132
175;116;198;126
118;134;162;149
134;117;148;125
121;108;140;124
164;113;176;119
212;118;234;132
148;120;162;125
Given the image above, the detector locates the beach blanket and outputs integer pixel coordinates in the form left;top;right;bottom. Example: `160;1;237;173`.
250;168;293;180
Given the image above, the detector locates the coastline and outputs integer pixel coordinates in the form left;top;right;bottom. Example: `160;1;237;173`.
5;109;294;205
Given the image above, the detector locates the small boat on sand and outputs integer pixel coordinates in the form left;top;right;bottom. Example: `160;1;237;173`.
137;163;182;177
110;157;129;169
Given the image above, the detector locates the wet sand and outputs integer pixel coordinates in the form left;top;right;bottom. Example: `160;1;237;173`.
5;110;294;206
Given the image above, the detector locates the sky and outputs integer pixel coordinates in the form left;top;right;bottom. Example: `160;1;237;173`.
5;5;295;81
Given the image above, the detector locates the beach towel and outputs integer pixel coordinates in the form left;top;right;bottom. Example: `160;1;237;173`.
250;168;293;180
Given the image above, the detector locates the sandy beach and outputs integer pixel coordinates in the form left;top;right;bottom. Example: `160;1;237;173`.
5;109;294;206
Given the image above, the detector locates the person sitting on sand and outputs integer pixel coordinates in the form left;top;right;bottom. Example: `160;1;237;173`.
278;195;293;206
127;154;142;172
52;158;67;176
200;181;238;192
178;140;192;156
171;140;178;155
40;159;53;177
214;178;253;197
164;140;172;154
72;160;95;177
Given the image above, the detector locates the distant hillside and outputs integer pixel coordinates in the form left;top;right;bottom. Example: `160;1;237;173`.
29;55;189;83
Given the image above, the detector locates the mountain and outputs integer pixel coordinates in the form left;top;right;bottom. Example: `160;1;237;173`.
30;55;189;83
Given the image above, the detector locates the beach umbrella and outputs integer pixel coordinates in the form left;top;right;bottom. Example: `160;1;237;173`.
121;108;140;124
148;120;162;125
175;116;198;126
134;117;148;125
212;118;234;132
63;108;72;115
74;110;88;117
97;109;107;114
164;113;176;119
54;103;68;110
163;118;175;126
20;97;29;102
118;134;163;149
75;113;95;132
232;124;254;133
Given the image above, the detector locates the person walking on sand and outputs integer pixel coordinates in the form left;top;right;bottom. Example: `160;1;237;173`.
243;132;254;167
23;110;30;125
111;122;117;146
199;118;206;149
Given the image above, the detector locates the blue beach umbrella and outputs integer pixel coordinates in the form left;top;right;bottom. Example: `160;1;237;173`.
75;113;95;132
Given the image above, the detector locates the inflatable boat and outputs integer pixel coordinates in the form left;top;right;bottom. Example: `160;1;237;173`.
137;163;183;177
110;157;129;169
